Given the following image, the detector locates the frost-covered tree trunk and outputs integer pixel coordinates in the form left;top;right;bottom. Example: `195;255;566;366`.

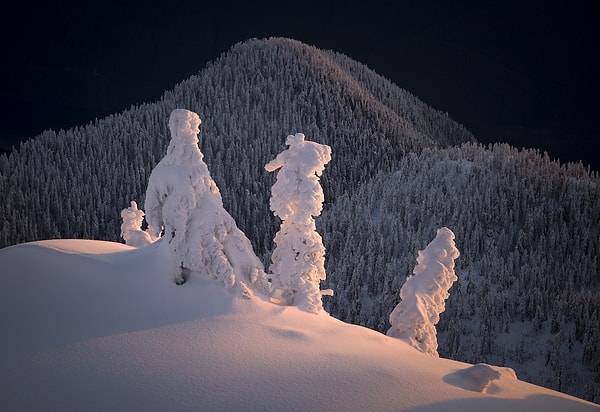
387;227;460;356
265;133;331;313
144;109;269;296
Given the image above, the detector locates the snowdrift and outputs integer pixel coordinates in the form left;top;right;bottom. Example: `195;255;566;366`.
0;240;597;411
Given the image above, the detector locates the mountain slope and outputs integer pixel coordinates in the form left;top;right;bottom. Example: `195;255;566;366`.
321;142;600;402
1;239;597;411
0;37;473;251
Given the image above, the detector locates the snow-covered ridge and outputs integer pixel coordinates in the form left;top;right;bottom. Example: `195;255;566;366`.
1;239;597;411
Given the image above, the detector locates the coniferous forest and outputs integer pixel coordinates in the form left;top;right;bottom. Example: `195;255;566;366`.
0;38;598;402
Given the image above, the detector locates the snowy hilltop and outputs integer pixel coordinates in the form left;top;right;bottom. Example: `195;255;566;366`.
0;239;598;411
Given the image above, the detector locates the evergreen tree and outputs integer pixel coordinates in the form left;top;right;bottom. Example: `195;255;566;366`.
120;200;157;247
387;227;460;356
265;133;331;313
144;109;268;294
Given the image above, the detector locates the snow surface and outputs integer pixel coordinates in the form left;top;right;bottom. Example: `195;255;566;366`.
0;239;598;411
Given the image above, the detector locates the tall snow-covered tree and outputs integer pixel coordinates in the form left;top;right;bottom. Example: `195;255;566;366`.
265;133;331;313
144;109;269;295
387;227;460;356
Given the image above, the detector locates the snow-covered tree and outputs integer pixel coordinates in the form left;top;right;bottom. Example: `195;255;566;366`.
387;227;460;356
120;200;157;247
265;133;331;313
144;109;268;295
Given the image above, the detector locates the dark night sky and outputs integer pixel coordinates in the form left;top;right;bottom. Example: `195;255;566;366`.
1;0;599;170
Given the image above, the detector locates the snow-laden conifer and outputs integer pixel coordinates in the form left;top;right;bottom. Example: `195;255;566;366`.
144;109;268;294
120;200;157;247
387;227;460;356
265;133;331;313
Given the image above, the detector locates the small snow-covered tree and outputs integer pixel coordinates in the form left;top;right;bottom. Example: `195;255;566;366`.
120;200;157;247
387;227;460;356
144;109;269;296
265;133;332;313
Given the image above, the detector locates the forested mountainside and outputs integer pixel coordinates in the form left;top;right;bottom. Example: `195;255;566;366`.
0;37;598;402
321;143;600;402
0;37;473;250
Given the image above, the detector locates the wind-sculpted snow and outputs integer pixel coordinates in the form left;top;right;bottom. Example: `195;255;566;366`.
444;363;517;394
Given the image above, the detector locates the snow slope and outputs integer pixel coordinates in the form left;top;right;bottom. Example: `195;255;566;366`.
0;239;597;411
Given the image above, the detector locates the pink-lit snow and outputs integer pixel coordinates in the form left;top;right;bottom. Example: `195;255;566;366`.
0;239;597;411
